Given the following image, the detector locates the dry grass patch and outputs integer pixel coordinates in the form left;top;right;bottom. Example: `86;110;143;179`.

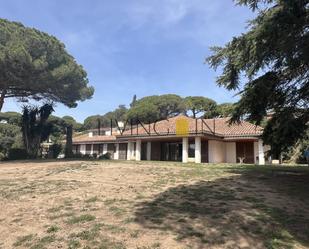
0;160;308;248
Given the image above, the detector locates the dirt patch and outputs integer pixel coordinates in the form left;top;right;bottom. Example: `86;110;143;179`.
0;160;308;249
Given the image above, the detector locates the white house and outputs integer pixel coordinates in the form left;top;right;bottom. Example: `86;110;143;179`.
72;115;269;164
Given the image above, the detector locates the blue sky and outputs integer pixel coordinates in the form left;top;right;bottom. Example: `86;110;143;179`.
0;0;254;122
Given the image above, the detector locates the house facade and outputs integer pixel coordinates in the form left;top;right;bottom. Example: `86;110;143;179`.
72;115;268;164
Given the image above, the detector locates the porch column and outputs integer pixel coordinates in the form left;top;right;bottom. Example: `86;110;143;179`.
103;144;107;154
90;144;94;155
127;142;132;160
80;144;86;155
136;140;141;161
195;137;201;163
258;139;265;165
182;137;188;163
114;143;119;160
146;141;151;161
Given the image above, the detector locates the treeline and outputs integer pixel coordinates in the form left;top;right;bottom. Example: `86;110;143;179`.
0;94;307;163
84;94;235;129
0;109;82;160
0;94;234;159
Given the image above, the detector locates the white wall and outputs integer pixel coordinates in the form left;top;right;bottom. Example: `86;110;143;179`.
208;140;225;163
254;140;270;164
225;142;236;163
136;140;141;161
195;137;201;163
80;144;86;155
264;144;271;164
187;158;195;163
254;141;259;164
103;144;107;154
114;143;119;160
127;142;136;160
127;142;132;160
209;141;238;163
258;139;265;165
182;137;188;163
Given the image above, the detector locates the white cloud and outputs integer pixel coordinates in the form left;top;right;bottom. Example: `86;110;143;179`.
124;0;193;28
117;0;251;46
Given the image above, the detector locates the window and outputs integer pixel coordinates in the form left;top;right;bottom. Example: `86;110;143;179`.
99;144;104;154
86;144;92;154
72;145;80;154
93;144;99;154
188;140;195;158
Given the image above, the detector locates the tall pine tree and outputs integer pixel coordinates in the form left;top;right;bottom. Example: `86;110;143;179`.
207;0;308;157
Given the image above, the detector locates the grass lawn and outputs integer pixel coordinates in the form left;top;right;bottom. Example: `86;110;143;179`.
0;160;309;249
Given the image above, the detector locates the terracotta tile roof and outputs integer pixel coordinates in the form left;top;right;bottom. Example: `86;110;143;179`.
119;115;263;137
72;115;263;144
87;127;117;132
202;117;263;137
72;134;117;143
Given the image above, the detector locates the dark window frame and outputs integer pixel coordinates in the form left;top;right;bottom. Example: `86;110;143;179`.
85;144;92;154
188;140;195;158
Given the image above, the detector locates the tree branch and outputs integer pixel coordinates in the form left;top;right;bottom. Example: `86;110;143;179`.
0;89;7;111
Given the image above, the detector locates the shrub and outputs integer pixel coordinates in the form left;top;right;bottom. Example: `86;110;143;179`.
0;123;22;156
49;144;62;159
99;152;111;160
0;152;5;161
71;152;83;158
82;154;91;159
7;148;28;160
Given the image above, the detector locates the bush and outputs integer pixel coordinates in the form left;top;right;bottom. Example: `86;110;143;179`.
69;153;93;159
99;152;111;160
7;148;28;160
70;152;83;159
0;152;5;161
82;154;91;159
49;144;62;159
0;123;22;155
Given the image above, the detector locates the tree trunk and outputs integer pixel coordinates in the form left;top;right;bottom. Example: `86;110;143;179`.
0;89;6;112
65;125;73;158
192;109;196;119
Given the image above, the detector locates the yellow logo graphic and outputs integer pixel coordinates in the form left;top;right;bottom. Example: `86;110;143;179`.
176;117;189;136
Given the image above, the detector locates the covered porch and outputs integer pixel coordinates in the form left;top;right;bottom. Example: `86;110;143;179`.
124;136;266;165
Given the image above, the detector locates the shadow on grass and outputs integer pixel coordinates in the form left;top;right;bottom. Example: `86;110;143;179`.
134;167;309;248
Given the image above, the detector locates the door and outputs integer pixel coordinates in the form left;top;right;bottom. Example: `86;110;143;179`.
118;143;127;160
86;144;92;154
151;142;161;160
93;144;99;154
141;142;147;160
169;143;178;161
201;140;209;163
160;142;182;161
99;144;104;154
107;143;115;159
236;142;254;163
72;145;80;154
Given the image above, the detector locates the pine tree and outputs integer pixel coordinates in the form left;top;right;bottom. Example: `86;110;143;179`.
207;0;308;157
